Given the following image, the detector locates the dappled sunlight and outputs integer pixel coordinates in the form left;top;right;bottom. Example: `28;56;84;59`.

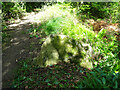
12;42;19;45
3;69;9;77
4;62;11;67
8;4;79;29
2;2;120;88
34;34;93;69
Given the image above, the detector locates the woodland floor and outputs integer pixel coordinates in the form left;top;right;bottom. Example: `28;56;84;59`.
2;11;91;88
2;12;42;88
2;9;120;88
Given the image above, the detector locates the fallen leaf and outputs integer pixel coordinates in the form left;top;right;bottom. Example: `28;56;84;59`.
74;80;79;83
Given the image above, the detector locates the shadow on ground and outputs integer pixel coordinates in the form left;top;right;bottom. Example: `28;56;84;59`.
2;18;42;88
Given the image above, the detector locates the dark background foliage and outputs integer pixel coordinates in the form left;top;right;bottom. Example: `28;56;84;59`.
2;2;120;23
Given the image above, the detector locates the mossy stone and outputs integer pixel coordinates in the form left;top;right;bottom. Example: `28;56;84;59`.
34;34;93;69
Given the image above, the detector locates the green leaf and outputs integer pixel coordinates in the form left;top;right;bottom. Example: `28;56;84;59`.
78;84;82;88
96;78;102;84
34;29;37;33
102;77;106;85
59;83;63;88
90;72;96;76
29;78;33;81
54;81;60;85
35;35;38;38
114;81;118;88
48;83;52;86
29;35;33;38
112;77;116;82
45;79;50;83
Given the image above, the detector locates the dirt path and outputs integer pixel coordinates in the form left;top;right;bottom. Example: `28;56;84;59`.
2;12;42;88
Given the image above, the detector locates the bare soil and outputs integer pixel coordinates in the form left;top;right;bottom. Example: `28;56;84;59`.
2;12;42;88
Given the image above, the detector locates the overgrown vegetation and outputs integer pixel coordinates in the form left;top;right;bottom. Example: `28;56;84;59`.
2;2;120;88
2;2;26;20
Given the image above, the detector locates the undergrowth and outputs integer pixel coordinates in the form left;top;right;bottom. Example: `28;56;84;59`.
11;4;120;88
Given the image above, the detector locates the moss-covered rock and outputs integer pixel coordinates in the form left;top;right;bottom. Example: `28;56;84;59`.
34;34;93;69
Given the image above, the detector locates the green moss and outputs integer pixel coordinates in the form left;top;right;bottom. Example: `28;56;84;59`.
35;36;60;67
80;59;93;69
34;34;93;69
